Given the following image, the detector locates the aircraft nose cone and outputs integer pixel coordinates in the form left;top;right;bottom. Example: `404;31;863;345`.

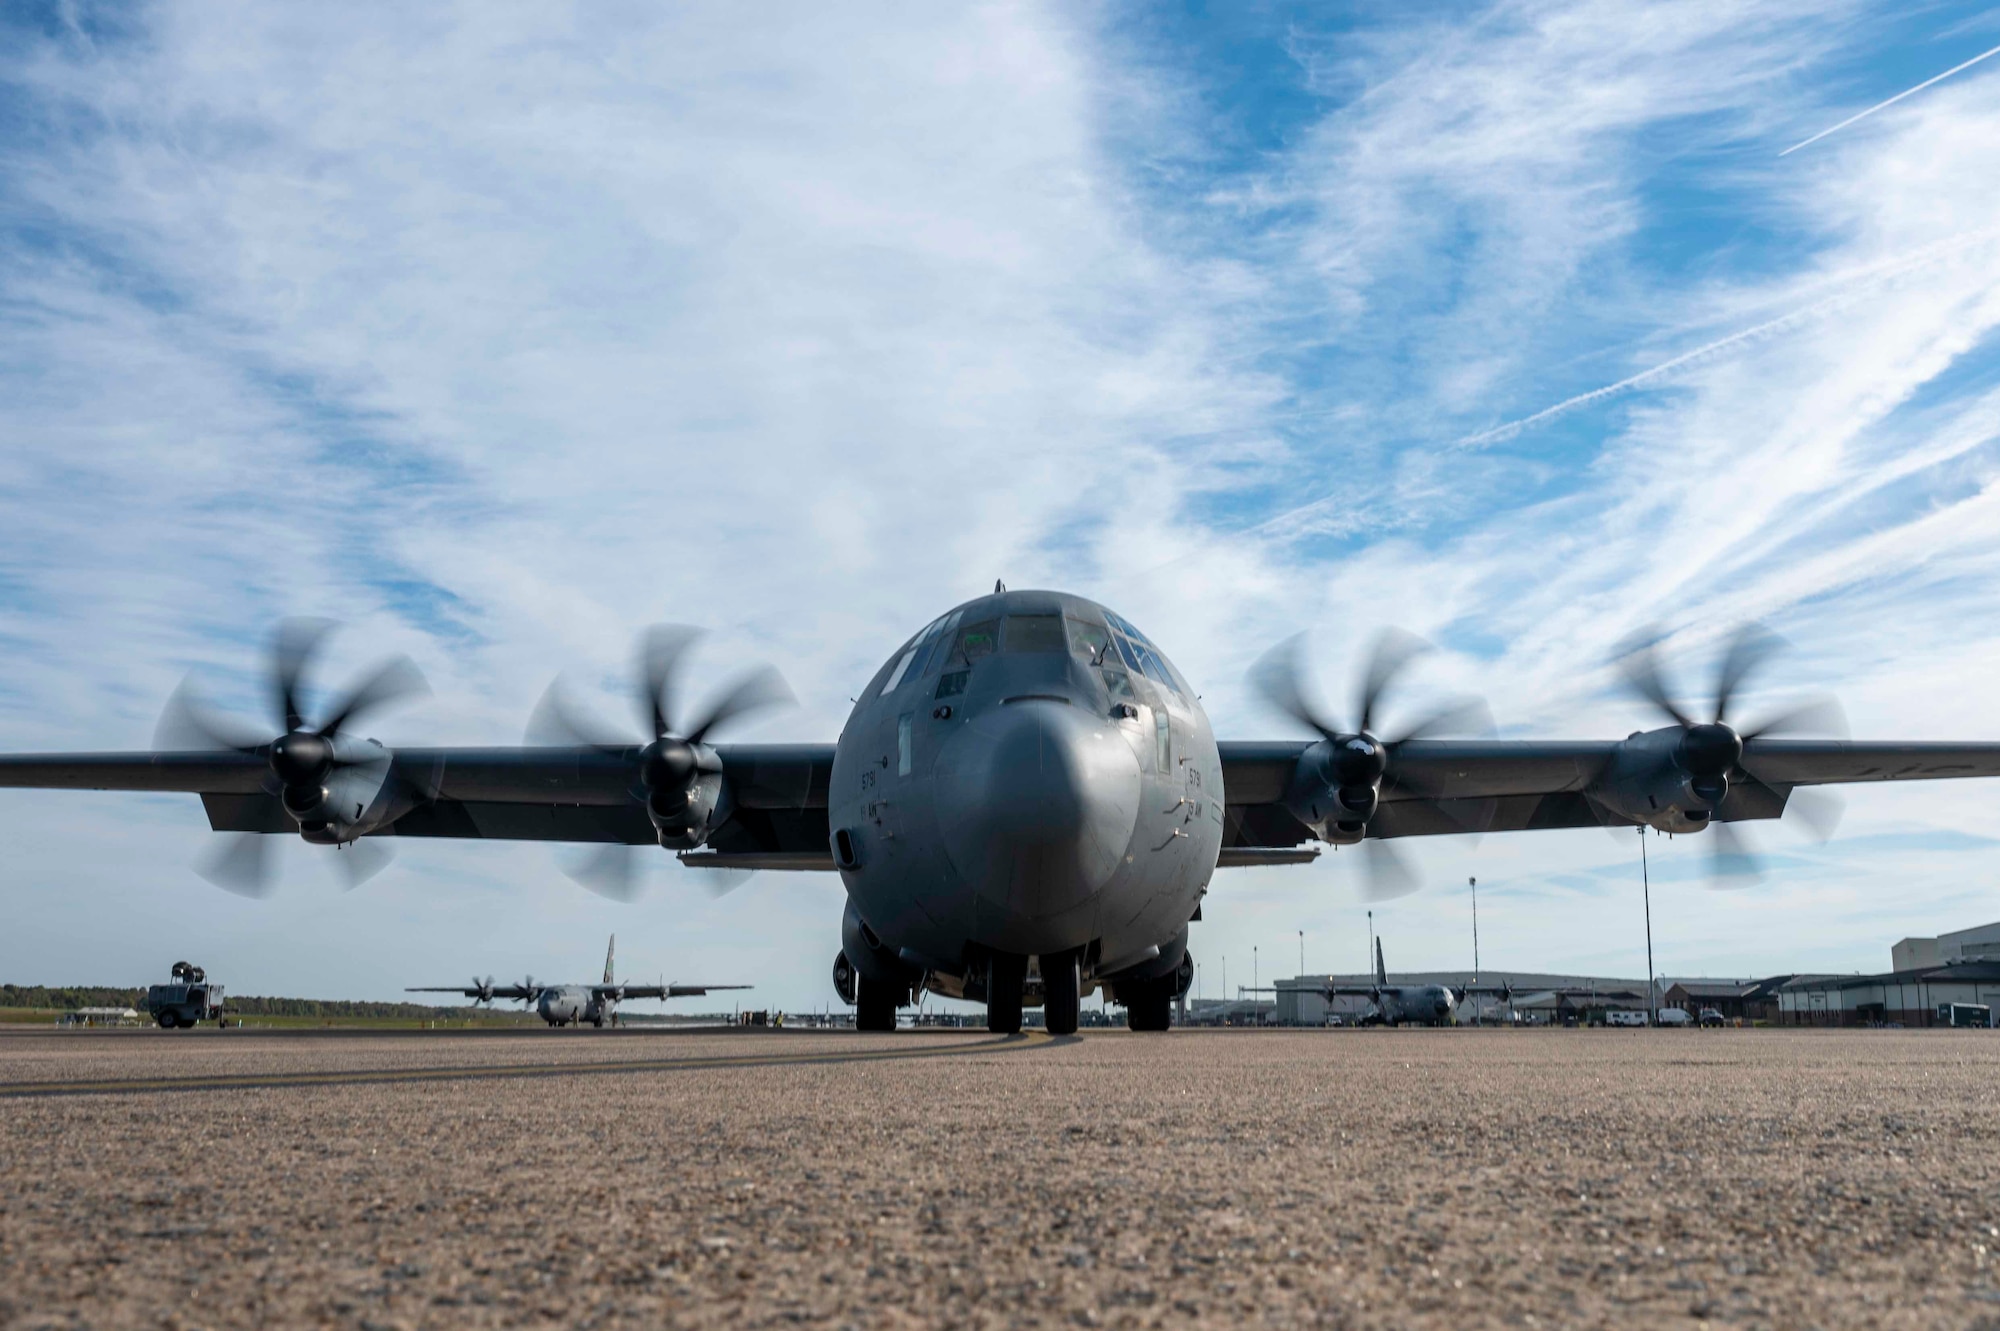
935;699;1142;934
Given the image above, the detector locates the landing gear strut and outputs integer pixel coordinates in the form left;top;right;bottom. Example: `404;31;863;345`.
1122;976;1174;1032
1041;948;1082;1037
855;976;899;1033
986;953;1026;1034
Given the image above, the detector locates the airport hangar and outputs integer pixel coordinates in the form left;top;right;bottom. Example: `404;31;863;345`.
1777;920;2000;1027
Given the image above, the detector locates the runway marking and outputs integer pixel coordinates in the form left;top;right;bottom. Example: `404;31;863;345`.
0;1033;1045;1099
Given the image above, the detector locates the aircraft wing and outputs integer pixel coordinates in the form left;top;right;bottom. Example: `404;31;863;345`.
1217;738;2000;849
405;985;537;1001
0;743;835;855
605;983;754;999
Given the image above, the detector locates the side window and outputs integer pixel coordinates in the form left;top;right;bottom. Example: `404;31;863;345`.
1114;632;1143;674
916;611;962;678
1101;669;1135;700
880;647;919;696
936;670;969;699
897;713;914;776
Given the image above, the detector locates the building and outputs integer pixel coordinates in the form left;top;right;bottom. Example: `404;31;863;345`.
1892;920;2000;972
1777;963;2000;1027
1661;977;1793;1023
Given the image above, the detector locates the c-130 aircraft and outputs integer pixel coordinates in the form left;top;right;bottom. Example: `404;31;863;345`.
408;934;749;1028
4;587;1999;1037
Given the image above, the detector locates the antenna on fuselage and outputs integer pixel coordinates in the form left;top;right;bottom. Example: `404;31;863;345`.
994;579;1006;594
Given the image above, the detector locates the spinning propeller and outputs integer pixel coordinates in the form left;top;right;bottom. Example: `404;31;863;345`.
528;624;793;901
155;619;427;898
470;975;496;1005
1617;624;1847;883
1253;629;1492;901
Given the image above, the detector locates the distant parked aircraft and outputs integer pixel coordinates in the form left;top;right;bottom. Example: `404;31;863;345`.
408;935;748;1028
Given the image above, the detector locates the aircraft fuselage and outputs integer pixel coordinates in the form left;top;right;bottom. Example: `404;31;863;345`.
829;590;1221;1013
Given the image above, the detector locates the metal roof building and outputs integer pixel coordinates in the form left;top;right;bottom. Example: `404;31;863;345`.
1777;963;2000;1027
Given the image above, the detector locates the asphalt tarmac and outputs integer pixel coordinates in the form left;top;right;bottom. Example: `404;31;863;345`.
2;1025;1996;1330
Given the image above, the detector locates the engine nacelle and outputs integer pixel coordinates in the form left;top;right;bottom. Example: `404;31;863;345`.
1281;737;1381;842
1589;726;1728;834
288;738;406;845
644;744;727;850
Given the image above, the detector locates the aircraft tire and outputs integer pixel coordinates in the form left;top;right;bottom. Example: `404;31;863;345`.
1042;948;1082;1036
855;978;899;1032
986;953;1026;1034
1125;982;1172;1032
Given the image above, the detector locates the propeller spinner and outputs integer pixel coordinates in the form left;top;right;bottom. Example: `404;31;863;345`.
529;624;792;901
154;619;427;898
1614;624;1847;883
1252;629;1492;901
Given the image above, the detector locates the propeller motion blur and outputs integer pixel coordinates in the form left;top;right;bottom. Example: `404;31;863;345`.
408;935;748;1028
5;590;2000;1036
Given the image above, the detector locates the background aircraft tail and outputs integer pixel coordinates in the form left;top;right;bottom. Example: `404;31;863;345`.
603;934;616;985
1375;937;1386;987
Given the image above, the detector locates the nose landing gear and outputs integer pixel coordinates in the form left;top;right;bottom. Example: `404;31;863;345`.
986;953;1027;1035
1041;948;1082;1037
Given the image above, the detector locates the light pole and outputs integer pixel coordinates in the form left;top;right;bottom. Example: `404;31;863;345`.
1640;826;1657;1026
1299;929;1305;978
1366;910;1374;979
1469;875;1480;981
1253;946;1259;996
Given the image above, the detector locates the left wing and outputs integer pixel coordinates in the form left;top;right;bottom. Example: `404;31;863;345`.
601;983;754;1000
0;743;835;860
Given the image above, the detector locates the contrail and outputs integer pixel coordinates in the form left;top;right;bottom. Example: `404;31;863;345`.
1781;39;2000;157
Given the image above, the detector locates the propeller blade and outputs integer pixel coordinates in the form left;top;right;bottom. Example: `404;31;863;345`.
682;665;796;744
561;843;642;902
331;837;394;891
1359;837;1420;902
1249;634;1337;739
1706;819;1765;886
1616;632;1696;730
1784;786;1846;843
317;656;430;740
154;678;267;753
1356;629;1431;736
638;624;704;740
1386;696;1494;745
1741;695;1849;741
197;832;276;898
274;618;336;733
526;679;633;750
1711;624;1783;725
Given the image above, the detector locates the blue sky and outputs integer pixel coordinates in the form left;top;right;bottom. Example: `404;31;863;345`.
4;0;2000;1008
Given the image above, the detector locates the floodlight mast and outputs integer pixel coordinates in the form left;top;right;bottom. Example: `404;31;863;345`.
1640;827;1657;1026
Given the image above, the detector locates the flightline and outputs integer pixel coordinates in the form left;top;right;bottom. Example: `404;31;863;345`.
0;1031;1044;1099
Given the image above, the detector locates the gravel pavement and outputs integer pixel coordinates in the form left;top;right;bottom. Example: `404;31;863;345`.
2;1025;1997;1330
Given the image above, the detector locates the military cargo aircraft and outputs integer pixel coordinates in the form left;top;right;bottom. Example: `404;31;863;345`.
1323;940;1461;1027
408;934;747;1028
4;590;2000;1038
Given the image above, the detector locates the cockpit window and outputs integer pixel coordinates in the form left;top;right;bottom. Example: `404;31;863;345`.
952;619;999;666
1002;614;1066;654
1067;617;1113;665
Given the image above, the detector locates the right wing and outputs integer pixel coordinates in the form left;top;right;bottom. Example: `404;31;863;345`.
405;985;536;1001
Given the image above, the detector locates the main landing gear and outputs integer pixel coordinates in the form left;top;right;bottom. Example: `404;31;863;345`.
983;950;1083;1036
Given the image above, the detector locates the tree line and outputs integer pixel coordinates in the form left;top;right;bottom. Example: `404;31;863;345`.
1;984;477;1019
